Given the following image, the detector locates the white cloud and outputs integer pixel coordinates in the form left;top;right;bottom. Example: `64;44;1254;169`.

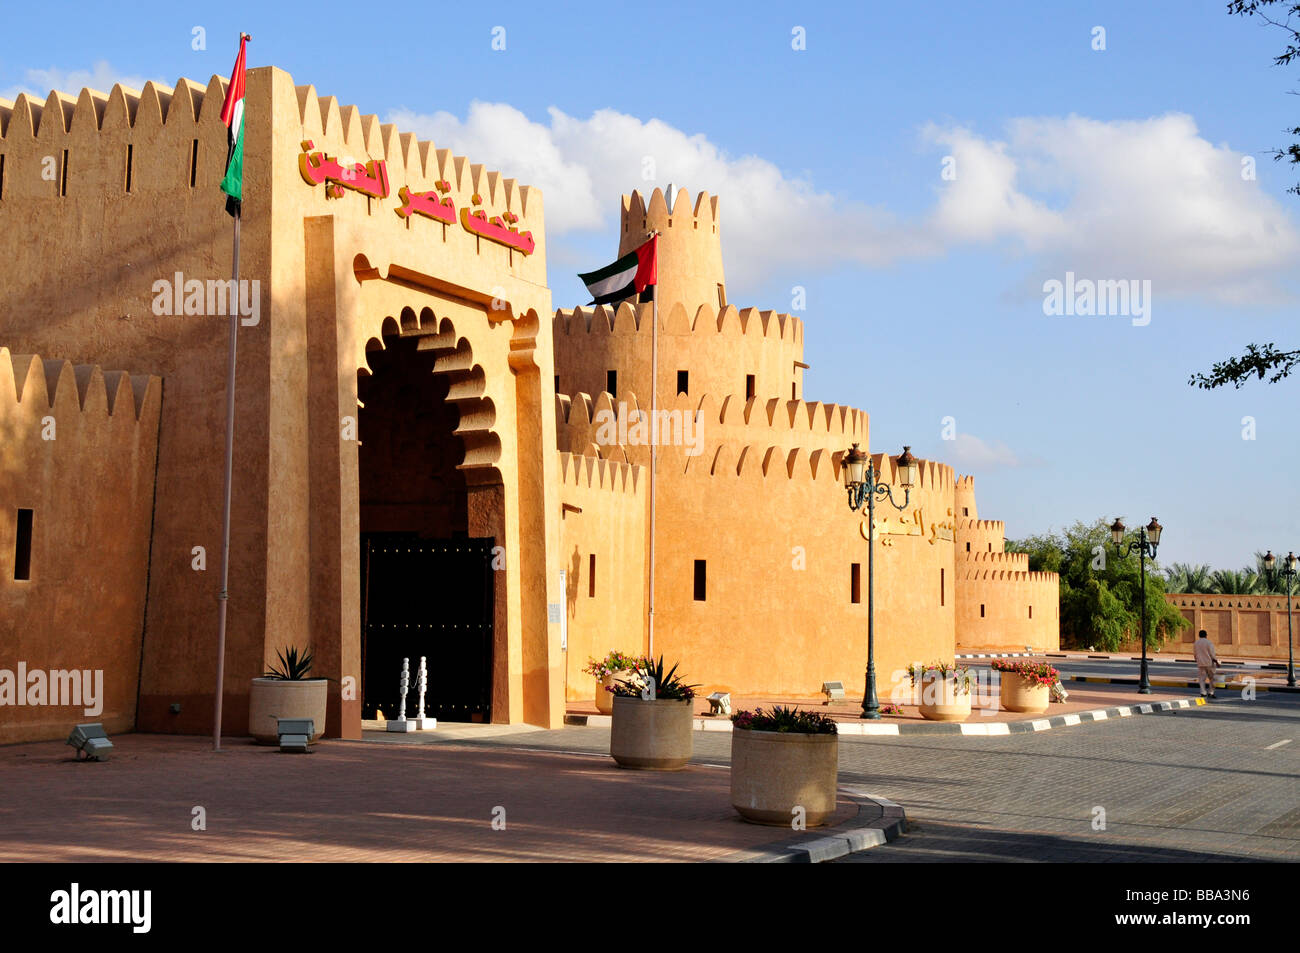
388;102;935;291
383;103;1298;307
946;434;1028;471
1;61;160;102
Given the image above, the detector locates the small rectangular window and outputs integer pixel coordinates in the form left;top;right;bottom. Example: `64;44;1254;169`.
717;283;727;308
792;383;796;400
745;374;755;400
966;542;970;552
606;370;617;396
125;143;133;193
190;139;199;188
988;543;992;551
940;568;945;607
588;554;596;598
60;149;69;197
1029;605;1033;619
963;507;969;516
677;370;688;395
980;604;985;618
1;153;7;200
554;375;560;394
693;559;707;601
14;508;33;581
851;563;861;604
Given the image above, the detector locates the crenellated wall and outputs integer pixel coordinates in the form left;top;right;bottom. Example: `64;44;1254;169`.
0;349;161;743
555;452;648;700
554;298;806;410
1161;594;1297;660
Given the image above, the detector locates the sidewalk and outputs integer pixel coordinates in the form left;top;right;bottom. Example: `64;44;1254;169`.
0;734;890;863
565;681;1205;733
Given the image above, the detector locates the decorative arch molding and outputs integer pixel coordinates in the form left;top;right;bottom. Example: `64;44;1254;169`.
357;306;504;486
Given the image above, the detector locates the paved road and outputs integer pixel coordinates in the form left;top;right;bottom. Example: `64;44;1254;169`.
1038;656;1294;682
412;690;1300;862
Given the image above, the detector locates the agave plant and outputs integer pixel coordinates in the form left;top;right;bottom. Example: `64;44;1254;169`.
731;705;838;734
609;655;699;700
264;645;315;680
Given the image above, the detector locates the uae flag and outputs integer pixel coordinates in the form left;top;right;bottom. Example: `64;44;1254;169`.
218;34;249;217
578;235;657;305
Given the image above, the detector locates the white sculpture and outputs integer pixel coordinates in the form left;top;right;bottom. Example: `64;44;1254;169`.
386;657;415;732
413;656;437;730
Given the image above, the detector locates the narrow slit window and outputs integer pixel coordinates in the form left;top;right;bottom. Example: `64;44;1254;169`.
940;568;945;606
980;604;985;618
1029;605;1033;619
745;374;755;400
963;507;969;516
125;144;133;193
14;508;33;581
965;542;970;552
851;563;861;604
791;383;796;400
60;149;69;197
988;543;992;551
0;154;6;201
677;370;688;395
606;370;617;397
554;375;560;394
693;559;707;601
190;139;199;188
717;283;727;308
588;554;596;597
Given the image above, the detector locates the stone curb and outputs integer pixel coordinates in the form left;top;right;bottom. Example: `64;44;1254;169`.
1047;652;1288;671
718;788;907;863
1067;675;1300;694
955;652;1042;659
564;697;1207;735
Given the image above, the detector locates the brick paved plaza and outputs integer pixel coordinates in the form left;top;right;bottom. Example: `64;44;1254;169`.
2;685;1296;863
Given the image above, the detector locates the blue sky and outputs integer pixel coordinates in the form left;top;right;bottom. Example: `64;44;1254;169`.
3;0;1297;568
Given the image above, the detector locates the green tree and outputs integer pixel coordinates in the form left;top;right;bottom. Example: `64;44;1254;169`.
1164;561;1214;593
1189;2;1300;390
1210;568;1262;594
1006;519;1188;651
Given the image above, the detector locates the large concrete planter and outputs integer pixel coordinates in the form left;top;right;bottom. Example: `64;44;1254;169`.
917;674;972;722
999;672;1050;713
594;670;634;715
730;729;839;827
609;696;693;769
248;678;328;745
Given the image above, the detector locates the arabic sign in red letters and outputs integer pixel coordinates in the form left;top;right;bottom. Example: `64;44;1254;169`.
299;141;534;255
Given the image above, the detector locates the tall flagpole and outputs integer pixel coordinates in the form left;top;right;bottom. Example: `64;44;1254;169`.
648;230;658;660
214;32;249;752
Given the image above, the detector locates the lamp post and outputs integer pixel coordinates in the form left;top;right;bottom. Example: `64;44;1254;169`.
1263;550;1297;687
1110;516;1163;694
843;443;918;719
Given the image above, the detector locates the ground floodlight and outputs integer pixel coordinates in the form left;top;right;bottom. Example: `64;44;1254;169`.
277;717;314;753
706;691;731;716
66;723;113;761
821;681;846;704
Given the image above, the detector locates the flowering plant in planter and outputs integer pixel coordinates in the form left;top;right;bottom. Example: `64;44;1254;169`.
731;705;838;734
582;650;645;680
990;659;1060;687
880;703;902;716
907;661;974;695
608;655;699;701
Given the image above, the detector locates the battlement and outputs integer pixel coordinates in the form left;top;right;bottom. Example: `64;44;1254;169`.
1167;594;1290;609
961;568;1059;584
964;551;1030;570
957;518;1005;533
558;450;643;494
555;301;803;345
621;187;718;236
1;348;160;421
0;67;540;229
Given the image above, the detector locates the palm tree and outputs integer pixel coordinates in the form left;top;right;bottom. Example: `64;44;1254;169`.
1254;551;1289;594
1210;568;1262;595
1164;562;1213;593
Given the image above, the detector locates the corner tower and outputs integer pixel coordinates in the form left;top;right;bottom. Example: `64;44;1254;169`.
620;187;727;312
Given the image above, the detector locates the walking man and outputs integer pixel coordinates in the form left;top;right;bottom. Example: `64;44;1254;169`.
1193;629;1219;698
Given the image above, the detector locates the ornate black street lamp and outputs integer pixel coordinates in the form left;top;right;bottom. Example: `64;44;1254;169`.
1110;516;1163;694
1263;550;1297;687
843;443;918;718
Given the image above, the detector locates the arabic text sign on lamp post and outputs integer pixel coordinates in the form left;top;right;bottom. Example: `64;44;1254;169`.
1110;516;1163;695
1263;550;1297;687
843;443;918;719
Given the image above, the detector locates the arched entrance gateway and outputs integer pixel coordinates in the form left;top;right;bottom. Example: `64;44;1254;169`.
357;312;501;721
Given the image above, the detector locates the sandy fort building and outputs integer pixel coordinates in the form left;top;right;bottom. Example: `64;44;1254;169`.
0;66;1057;744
